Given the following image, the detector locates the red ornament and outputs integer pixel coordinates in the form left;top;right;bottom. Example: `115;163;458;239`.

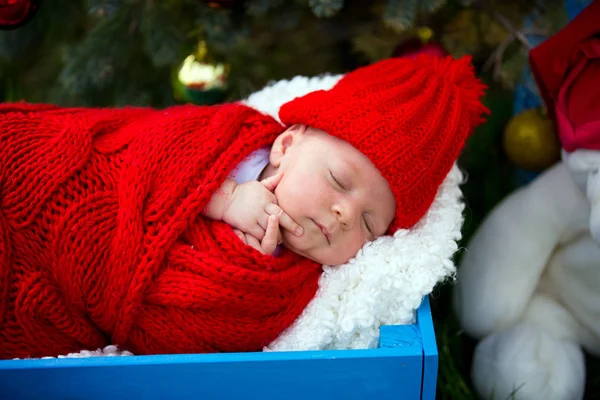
0;0;39;30
393;38;447;59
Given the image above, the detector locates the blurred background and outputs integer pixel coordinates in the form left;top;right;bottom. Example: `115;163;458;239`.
0;0;597;398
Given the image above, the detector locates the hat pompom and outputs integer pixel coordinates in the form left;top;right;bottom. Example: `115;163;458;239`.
416;55;490;128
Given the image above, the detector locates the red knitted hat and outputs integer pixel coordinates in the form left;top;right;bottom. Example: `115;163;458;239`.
279;55;489;232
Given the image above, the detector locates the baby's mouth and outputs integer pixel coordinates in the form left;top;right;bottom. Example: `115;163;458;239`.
312;219;331;245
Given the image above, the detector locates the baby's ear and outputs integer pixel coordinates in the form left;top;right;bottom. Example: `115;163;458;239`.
270;124;306;166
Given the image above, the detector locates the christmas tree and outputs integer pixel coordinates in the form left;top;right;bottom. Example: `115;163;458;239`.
0;0;571;106
1;0;598;398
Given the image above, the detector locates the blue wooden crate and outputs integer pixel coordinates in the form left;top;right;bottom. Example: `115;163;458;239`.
0;297;438;400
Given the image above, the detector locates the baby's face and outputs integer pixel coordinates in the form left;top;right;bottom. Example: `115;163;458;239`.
266;125;395;265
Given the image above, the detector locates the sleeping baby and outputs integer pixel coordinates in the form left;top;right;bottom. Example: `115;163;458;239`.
208;124;396;266
0;54;487;359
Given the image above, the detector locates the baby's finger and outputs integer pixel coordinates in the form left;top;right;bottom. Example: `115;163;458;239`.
233;229;246;244
258;212;270;231
265;203;303;236
244;233;265;254
261;215;279;255
260;171;283;192
258;213;280;244
248;223;266;241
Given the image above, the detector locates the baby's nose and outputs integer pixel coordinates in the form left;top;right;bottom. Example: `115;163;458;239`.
333;201;358;230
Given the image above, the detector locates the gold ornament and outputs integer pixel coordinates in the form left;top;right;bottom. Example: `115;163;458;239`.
503;108;561;171
172;40;230;105
417;26;433;43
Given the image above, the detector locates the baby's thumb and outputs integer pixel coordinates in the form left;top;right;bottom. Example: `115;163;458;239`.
261;171;283;192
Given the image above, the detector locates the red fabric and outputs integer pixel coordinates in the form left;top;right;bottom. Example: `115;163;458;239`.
0;102;321;359
279;55;488;231
529;0;600;152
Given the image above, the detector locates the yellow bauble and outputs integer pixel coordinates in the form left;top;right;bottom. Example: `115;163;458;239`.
172;40;230;105
503;108;561;171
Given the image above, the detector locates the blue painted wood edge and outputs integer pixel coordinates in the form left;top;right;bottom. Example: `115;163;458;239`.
417;296;438;400
1;346;426;400
0;298;433;400
0;300;433;370
0;300;433;400
0;345;424;370
378;324;421;350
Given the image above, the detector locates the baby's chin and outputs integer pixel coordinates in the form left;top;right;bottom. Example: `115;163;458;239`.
280;230;310;254
281;232;352;266
280;231;322;263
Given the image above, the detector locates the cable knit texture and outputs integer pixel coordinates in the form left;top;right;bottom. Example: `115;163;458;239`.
0;102;322;359
280;55;489;231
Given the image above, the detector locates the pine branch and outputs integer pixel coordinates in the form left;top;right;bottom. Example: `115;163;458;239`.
493;11;533;49
420;0;446;14
384;0;417;32
141;2;188;67
482;9;549;86
308;0;344;18
86;0;124;17
59;3;139;96
247;0;286;16
194;3;241;54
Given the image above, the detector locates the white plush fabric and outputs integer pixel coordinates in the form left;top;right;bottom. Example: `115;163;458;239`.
454;161;600;400
49;74;464;358
562;149;600;243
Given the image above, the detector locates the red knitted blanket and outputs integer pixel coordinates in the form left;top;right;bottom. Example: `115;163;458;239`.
0;102;321;359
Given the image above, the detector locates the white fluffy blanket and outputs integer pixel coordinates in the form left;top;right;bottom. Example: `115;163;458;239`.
44;74;464;358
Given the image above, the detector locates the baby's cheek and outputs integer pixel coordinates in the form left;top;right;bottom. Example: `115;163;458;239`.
323;247;356;266
278;176;320;211
322;236;363;265
274;184;296;212
343;233;367;257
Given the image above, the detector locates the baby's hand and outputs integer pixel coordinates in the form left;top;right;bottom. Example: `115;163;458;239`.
223;172;303;241
233;215;280;255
